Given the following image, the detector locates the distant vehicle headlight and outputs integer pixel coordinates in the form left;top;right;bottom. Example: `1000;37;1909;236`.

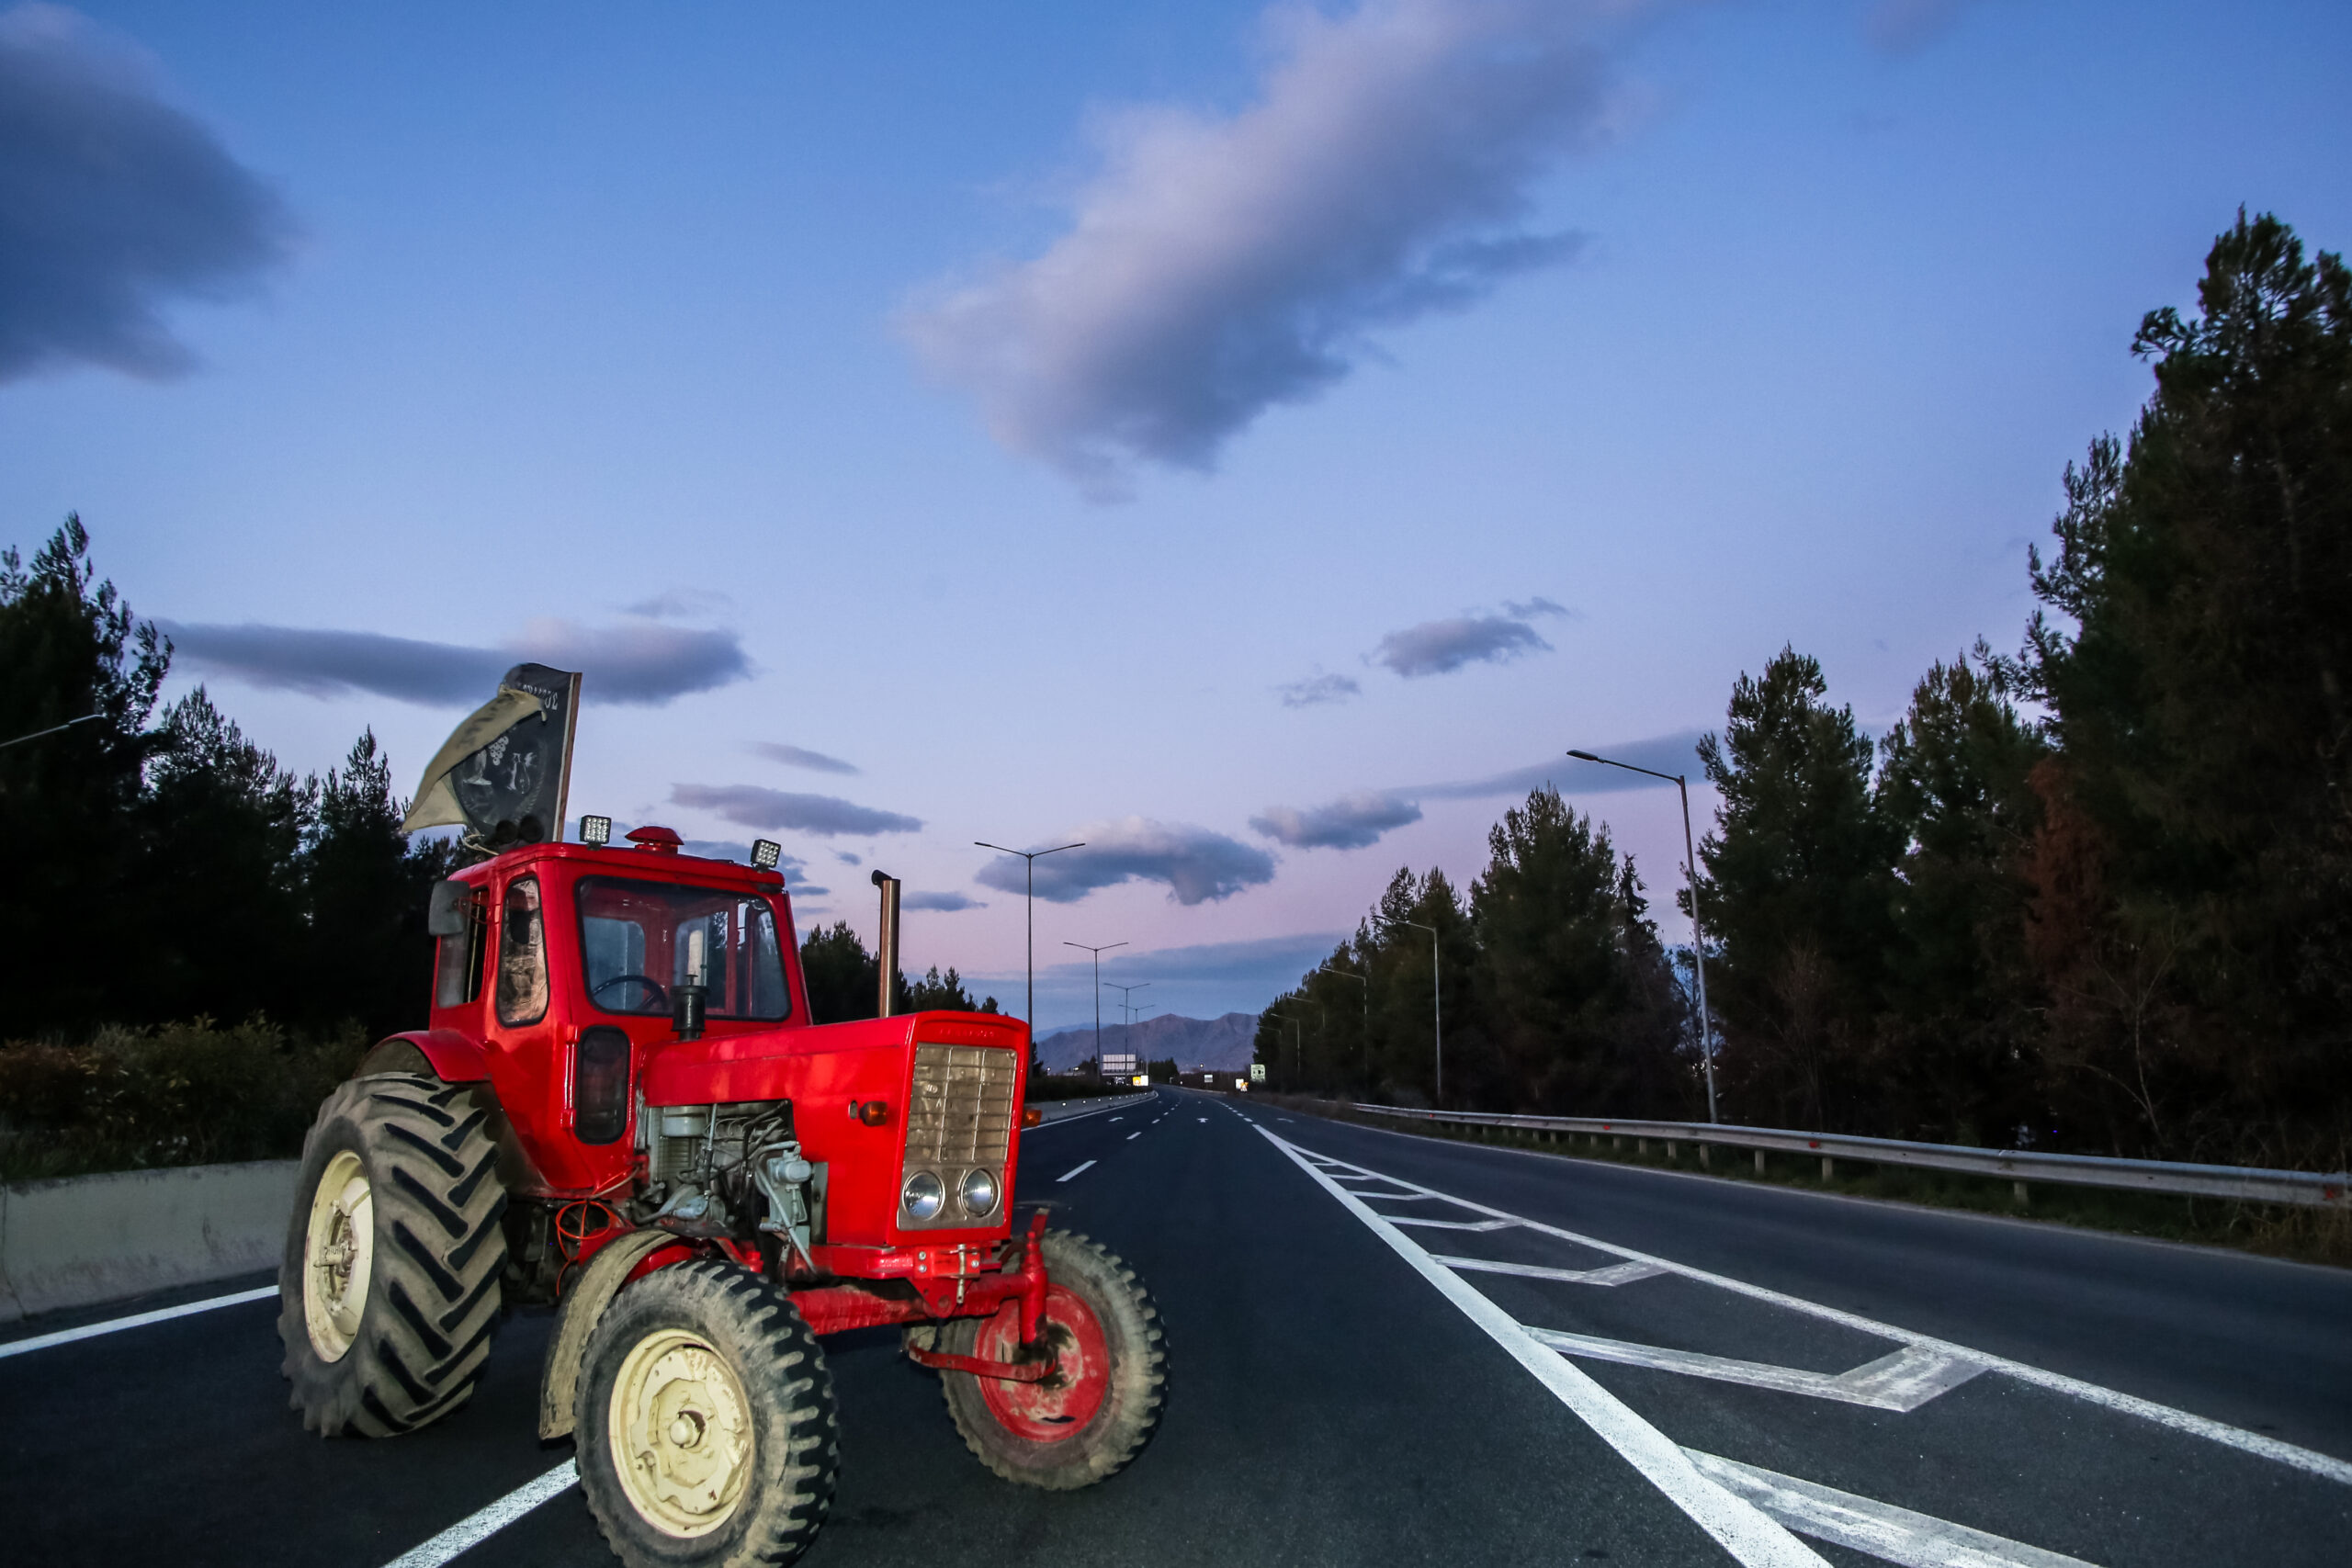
901;1170;944;1221
958;1168;999;1218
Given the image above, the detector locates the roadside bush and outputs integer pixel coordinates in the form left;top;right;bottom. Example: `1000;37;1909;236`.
0;1018;367;1180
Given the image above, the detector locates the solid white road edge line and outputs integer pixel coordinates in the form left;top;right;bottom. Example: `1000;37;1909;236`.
1294;1140;2352;1488
1257;1128;1829;1568
0;1284;278;1359
1057;1161;1097;1182
1685;1450;2095;1568
379;1460;579;1568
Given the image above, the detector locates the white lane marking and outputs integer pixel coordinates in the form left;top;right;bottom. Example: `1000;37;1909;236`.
1531;1332;1985;1413
0;1285;277;1359
1288;1141;2352;1488
1125;1132;1141;1141
1434;1257;1667;1287
1057;1161;1097;1182
1198;1117;1208;1122
379;1460;579;1568
1260;1129;1829;1567
1385;1216;1517;1232
1686;1451;2096;1568
1026;1100;1134;1130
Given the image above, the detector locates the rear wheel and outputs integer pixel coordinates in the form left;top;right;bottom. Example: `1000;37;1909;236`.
577;1260;839;1568
277;1073;509;1436
932;1228;1166;1489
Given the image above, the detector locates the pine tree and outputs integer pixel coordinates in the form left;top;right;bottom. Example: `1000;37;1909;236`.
1694;647;1898;1129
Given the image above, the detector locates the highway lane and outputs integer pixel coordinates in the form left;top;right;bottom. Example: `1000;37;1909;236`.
2;1086;2344;1565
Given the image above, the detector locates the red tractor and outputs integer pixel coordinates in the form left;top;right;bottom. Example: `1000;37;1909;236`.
277;824;1165;1567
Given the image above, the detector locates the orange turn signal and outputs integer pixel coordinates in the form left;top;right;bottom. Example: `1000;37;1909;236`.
1022;1105;1042;1128
854;1099;891;1128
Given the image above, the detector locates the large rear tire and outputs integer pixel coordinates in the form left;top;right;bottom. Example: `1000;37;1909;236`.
576;1260;839;1568
930;1228;1165;1489
277;1073;509;1437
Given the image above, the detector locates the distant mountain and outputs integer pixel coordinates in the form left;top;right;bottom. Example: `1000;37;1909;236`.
1034;1011;1258;1073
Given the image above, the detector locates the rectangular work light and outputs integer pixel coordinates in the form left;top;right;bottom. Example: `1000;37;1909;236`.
751;839;783;870
579;814;612;846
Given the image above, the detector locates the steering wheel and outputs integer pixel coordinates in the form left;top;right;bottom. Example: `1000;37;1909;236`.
591;973;669;1010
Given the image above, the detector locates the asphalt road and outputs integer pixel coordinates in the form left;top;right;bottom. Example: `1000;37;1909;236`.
5;1088;2346;1566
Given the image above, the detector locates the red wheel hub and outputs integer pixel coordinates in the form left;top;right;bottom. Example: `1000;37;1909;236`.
972;1284;1109;1442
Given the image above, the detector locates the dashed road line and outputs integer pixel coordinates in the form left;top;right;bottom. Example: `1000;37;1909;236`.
0;1285;277;1359
1057;1161;1097;1182
379;1461;578;1568
1125;1132;1141;1141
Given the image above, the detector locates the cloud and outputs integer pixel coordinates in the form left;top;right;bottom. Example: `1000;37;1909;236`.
1371;612;1552;677
904;890;988;912
1503;596;1572;620
623;588;735;621
1277;671;1362;708
1412;728;1706;799
0;6;292;383
670;784;923;838
1863;0;1974;54
899;0;1637;493
160;618;753;707
750;741;860;776
1250;791;1423;850
978;818;1276;906
835;851;863;866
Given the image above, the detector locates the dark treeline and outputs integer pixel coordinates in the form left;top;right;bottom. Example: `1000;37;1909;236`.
1261;213;2351;1171
1;522;994;1047
1;515;458;1043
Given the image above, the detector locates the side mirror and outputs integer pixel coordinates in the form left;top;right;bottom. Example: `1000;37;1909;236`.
426;879;474;939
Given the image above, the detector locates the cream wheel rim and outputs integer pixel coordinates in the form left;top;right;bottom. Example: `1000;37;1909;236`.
609;1328;754;1538
302;1151;374;1362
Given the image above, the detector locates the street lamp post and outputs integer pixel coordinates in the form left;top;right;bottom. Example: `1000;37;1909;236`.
1271;998;1322;1090
1062;941;1126;1075
1315;965;1369;1090
1566;748;1719;1122
1106;981;1149;1075
974;839;1084;1033
1374;917;1441;1106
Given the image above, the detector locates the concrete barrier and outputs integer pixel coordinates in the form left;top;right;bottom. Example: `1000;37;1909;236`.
0;1160;298;1322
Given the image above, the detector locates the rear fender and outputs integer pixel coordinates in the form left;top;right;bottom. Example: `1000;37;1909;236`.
358;1029;490;1083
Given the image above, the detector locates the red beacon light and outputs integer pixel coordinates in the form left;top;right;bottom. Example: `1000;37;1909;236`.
625;825;684;853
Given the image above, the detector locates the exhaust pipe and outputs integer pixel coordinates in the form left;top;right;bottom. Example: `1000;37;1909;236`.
871;869;901;1017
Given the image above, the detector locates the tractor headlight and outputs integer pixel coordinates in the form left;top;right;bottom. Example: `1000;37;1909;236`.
957;1168;999;1218
901;1170;944;1221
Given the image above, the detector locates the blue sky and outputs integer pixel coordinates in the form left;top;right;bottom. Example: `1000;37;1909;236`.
5;1;2346;1030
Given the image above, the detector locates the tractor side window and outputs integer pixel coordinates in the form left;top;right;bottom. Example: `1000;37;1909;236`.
434;897;485;1009
496;876;549;1026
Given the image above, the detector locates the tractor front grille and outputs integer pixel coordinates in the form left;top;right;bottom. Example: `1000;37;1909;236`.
899;1042;1017;1229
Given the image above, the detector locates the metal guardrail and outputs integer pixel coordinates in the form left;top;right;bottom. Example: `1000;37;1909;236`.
1348;1104;2349;1209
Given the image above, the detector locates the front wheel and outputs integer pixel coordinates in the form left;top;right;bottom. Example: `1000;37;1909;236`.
932;1228;1166;1489
576;1260;839;1568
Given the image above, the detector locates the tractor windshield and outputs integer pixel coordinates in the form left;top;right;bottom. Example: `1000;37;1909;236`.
575;876;792;1021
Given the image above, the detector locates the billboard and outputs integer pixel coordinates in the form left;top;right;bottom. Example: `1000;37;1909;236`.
1102;1054;1139;1077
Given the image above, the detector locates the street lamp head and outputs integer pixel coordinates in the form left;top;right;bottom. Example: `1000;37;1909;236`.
1566;750;1598;761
